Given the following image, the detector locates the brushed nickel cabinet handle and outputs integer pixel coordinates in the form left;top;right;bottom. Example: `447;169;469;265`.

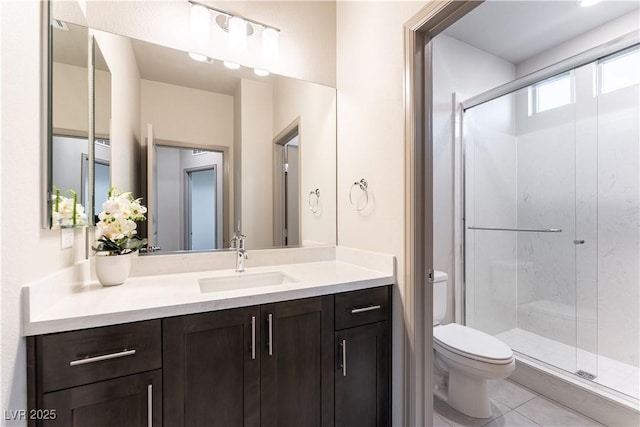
340;339;347;377
267;313;273;356
351;305;381;314
147;384;153;427
69;349;136;366
251;316;256;360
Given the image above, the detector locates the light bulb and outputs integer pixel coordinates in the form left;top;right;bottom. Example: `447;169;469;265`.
228;16;247;52
262;27;279;61
190;4;210;42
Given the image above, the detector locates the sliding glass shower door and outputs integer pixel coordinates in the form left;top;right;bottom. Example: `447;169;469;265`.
463;46;640;400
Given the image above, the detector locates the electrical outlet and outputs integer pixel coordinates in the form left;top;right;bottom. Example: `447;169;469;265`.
61;228;74;249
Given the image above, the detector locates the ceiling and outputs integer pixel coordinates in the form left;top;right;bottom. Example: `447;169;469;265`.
443;0;640;64
53;22;275;96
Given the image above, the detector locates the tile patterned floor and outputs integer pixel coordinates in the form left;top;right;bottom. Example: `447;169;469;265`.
434;379;605;427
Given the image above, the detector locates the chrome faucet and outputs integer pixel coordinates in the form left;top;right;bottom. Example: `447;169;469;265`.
232;230;248;272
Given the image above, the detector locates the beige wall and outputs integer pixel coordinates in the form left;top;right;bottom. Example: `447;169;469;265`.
1;0;77;414
273;77;337;246
141;79;234;147
52;62;111;136
93;29;141;193
336;2;427;425
239;78;274;249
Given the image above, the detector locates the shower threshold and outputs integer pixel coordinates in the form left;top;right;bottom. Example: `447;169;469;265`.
496;328;639;401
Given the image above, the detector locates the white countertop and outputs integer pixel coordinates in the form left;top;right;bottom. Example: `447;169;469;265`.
23;247;395;336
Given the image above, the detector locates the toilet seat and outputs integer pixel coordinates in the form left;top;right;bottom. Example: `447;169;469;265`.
434;323;513;365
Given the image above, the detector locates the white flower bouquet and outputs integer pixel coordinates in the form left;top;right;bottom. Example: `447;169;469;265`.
93;187;148;255
52;188;88;228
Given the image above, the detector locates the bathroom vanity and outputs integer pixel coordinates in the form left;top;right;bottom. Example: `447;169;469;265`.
24;248;393;427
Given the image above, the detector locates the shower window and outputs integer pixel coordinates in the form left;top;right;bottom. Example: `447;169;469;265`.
599;45;640;94
529;71;573;114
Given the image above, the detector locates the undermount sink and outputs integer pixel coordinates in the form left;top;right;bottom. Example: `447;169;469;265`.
198;271;296;293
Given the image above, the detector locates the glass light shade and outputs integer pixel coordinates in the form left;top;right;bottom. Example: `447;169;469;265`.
188;52;212;63
254;68;269;77
228;16;247;52
262;27;279;61
190;4;210;41
224;61;241;70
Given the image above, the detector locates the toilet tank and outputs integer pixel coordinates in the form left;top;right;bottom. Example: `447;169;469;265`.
433;270;448;325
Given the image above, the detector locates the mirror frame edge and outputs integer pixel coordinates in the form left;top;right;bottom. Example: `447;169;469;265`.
42;0;52;229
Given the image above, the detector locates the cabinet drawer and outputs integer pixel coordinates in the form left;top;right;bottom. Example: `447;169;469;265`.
335;286;389;330
38;320;161;393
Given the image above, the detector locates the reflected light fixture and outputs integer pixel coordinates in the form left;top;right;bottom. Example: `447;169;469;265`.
254;68;269;77
262;27;279;61
190;3;210;41
188;52;213;63
224;61;241;70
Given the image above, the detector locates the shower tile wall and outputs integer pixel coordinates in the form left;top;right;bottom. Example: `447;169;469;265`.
596;79;639;367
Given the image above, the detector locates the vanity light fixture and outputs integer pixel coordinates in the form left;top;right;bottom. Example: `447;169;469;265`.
188;52;213;63
224;61;241;70
188;1;280;59
190;3;210;42
254;68;269;77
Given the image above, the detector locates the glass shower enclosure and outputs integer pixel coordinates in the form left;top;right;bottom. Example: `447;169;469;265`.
462;45;639;401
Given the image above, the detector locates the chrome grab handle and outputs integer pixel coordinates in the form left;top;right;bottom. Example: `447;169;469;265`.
468;226;562;233
267;313;273;356
351;305;381;314
251;316;256;360
147;384;153;427
69;349;136;366
340;339;347;377
574;239;585;245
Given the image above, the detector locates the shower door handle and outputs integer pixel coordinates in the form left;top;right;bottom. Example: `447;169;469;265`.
573;239;585;245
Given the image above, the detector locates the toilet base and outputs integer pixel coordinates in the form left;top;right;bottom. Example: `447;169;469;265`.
447;369;491;418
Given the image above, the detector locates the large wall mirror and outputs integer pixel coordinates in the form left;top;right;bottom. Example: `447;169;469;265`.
47;7;337;253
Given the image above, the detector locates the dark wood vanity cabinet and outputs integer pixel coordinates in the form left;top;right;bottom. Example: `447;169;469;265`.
27;286;390;427
334;286;391;427
163;295;334;427
26;320;162;427
260;295;334;427
162;306;261;427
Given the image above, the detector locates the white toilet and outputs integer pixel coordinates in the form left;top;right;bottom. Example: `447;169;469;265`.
432;271;515;418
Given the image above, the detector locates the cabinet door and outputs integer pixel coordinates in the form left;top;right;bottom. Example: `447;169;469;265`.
42;369;161;427
260;295;334;427
163;306;261;427
335;322;390;427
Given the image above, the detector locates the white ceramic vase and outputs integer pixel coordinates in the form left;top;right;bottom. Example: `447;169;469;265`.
95;253;133;286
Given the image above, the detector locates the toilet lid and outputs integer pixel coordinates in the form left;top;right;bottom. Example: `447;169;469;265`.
434;324;513;363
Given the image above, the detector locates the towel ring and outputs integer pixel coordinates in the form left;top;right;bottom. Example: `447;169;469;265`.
349;179;369;211
308;189;320;213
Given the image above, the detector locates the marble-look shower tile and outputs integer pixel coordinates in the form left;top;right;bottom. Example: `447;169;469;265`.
483;410;541;426
515;396;605;426
434;395;511;427
487;379;537;409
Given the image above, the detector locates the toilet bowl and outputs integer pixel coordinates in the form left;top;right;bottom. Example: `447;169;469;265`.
432;271;515;418
434;323;515;418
